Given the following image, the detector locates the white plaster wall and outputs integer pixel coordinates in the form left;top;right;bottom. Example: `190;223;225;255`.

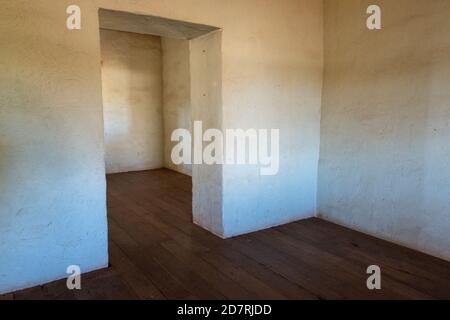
161;38;192;176
0;1;108;294
99;0;324;239
96;0;324;238
319;0;450;261
0;0;324;293
190;31;224;236
220;1;324;237
100;29;164;174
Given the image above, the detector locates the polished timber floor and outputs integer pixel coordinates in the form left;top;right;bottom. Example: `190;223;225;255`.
2;169;450;300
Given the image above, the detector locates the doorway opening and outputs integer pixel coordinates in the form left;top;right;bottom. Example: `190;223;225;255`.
98;9;224;243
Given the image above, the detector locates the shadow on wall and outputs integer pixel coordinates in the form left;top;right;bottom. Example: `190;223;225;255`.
100;29;164;174
318;0;450;261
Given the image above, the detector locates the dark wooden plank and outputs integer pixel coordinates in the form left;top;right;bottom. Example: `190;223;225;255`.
200;250;288;300
255;228;432;299
228;235;345;299
214;244;319;299
161;240;257;299
279;219;450;299
109;218;197;299
110;214;226;299
4;169;450;300
108;241;165;299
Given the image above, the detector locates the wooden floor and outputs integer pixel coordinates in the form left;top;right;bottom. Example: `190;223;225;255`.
3;169;450;300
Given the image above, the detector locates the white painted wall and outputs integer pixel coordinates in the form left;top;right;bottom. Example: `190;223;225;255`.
1;0;323;294
319;0;450;261
96;0;324;239
190;31;224;236
100;29;164;174
0;1;108;294
161;38;192;176
221;1;324;237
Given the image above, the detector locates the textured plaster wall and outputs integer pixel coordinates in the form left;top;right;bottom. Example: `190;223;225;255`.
0;1;108;294
319;0;450;261
221;1;324;237
0;0;324;293
161;38;192;176
3;0;448;296
96;0;324;238
190;31;224;236
100;29;164;174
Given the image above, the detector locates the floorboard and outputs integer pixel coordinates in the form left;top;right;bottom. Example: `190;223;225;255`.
3;169;450;300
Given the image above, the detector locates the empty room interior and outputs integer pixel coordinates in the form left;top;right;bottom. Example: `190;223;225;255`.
1;0;450;301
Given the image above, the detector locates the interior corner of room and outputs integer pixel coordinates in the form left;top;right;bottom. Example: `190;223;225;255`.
1;0;449;299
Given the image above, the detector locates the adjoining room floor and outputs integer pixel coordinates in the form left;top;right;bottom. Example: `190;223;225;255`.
3;169;450;300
